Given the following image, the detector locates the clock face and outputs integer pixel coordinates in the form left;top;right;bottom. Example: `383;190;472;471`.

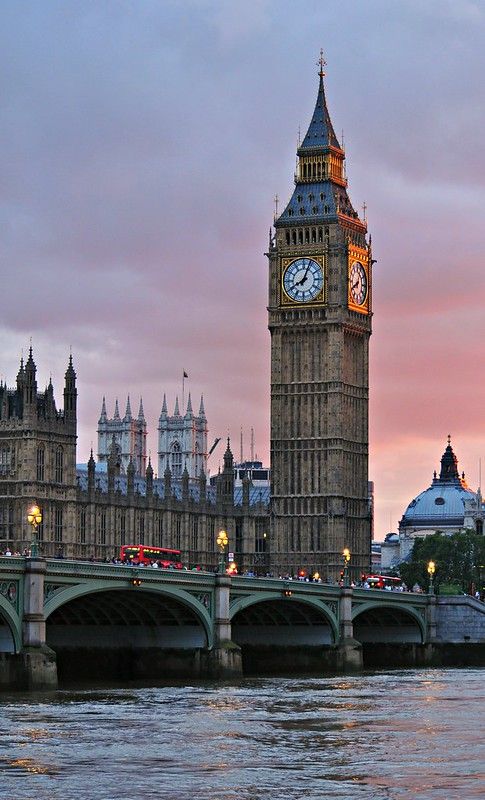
283;258;323;303
349;260;367;306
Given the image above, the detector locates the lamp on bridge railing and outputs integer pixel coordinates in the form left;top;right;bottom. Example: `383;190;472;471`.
27;504;42;558
216;530;229;574
342;547;351;588
427;560;436;595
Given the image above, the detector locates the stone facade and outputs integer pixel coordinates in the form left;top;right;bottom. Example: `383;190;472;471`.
268;67;372;580
0;352;269;571
158;394;208;480
97;396;147;476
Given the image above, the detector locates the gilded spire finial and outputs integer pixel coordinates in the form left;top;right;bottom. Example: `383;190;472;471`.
317;49;326;78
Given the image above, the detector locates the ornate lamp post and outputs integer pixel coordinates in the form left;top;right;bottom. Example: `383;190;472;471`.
342;547;351;587
27;504;42;558
427;560;436;594
216;529;229;574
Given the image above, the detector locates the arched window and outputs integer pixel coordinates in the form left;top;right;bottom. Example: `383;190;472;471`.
0;446;10;475
54;506;63;543
36;446;45;481
55;447;63;483
171;441;182;478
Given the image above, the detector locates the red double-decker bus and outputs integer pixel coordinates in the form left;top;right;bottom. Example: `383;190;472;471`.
120;545;183;569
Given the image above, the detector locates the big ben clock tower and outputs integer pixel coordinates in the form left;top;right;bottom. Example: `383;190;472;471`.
268;54;372;580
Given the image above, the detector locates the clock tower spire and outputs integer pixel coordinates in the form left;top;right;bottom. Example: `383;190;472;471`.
268;57;372;581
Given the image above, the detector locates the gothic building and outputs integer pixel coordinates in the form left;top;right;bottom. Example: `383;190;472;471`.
158;394;208;480
268;58;372;579
0;349;78;549
0;351;270;572
97;396;147;476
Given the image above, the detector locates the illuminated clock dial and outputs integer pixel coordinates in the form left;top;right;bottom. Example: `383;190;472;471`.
349;260;368;306
283;258;323;303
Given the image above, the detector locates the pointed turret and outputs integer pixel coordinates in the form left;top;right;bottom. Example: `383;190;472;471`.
24;347;37;407
185;393;193;417
63;353;77;421
198;395;206;419
146;456;153;496
113;399;120;420
137;397;145;421
174;396;180;416
88;448;96;492
182;464;189;500
123;395;132;422
16;356;25;390
99;396;108;424
439;436;460;483
276;54;363;227
223;436;233;471
127;456;135;495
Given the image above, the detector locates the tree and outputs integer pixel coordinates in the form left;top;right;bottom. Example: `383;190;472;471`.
399;530;485;593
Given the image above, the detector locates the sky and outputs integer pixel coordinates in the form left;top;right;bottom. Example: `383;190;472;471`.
2;0;485;539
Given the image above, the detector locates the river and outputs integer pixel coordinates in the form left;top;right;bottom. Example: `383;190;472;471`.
0;668;484;799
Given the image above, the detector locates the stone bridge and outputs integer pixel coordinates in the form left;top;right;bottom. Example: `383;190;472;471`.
0;557;483;688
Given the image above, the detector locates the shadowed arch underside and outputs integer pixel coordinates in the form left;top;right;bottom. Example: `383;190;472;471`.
232;599;334;646
353;606;424;643
47;589;207;649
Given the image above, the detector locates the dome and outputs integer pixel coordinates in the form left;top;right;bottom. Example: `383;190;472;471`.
400;438;475;530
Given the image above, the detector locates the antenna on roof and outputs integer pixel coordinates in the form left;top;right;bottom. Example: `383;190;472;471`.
250;427;254;462
240;427;243;464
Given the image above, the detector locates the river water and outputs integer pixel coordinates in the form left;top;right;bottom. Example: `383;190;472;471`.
0;668;484;800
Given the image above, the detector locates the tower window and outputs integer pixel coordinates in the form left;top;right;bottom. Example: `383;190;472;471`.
312;206;318;214
55;447;63;483
288;209;294;217
36;446;45;481
100;510;106;544
54;506;63;543
171;441;182;478
300;208;305;215
0;447;11;476
297;194;302;203
320;193;324;201
309;193;314;202
79;508;86;544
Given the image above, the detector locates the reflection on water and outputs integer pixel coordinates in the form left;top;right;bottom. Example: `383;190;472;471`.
0;669;484;799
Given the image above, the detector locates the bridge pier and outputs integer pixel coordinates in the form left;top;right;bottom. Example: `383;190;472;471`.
18;558;57;689
337;587;362;671
426;594;437;642
207;575;242;678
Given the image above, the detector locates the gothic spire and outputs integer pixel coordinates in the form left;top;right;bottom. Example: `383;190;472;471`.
185;392;193;416
113;398;120;420
99;396;107;423
198;395;206;418
174;396;180;416
124;395;132;421
137;397;145;421
299;56;342;153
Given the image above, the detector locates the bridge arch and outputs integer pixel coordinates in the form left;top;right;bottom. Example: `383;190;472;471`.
0;596;20;653
230;592;338;645
45;581;213;650
352;601;425;643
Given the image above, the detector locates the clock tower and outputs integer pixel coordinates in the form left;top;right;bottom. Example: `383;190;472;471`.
268;56;372;580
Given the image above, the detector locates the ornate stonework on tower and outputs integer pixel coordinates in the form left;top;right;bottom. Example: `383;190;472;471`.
157;394;208;480
97;396;147;476
268;57;372;580
0;349;77;554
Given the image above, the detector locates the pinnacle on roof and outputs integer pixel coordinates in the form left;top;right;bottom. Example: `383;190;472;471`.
438;436;460;482
99;396;108;423
146;456;153;477
185;393;193;416
124;395;132;421
198;395;206;418
25;346;36;377
137;397;145;421
161;393;167;414
299;54;342;153
174;396;180;416
65;353;76;379
113;399;120;420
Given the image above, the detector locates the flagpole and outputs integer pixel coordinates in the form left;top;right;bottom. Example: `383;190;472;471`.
182;370;185;414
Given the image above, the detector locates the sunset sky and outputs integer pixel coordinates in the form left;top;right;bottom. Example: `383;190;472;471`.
2;1;484;538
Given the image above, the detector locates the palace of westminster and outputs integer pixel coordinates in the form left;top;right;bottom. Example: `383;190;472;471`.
0;62;385;579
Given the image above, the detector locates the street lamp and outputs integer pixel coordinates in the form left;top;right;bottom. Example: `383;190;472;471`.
27;504;42;558
427;560;436;594
342;547;351;587
216;529;229;574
